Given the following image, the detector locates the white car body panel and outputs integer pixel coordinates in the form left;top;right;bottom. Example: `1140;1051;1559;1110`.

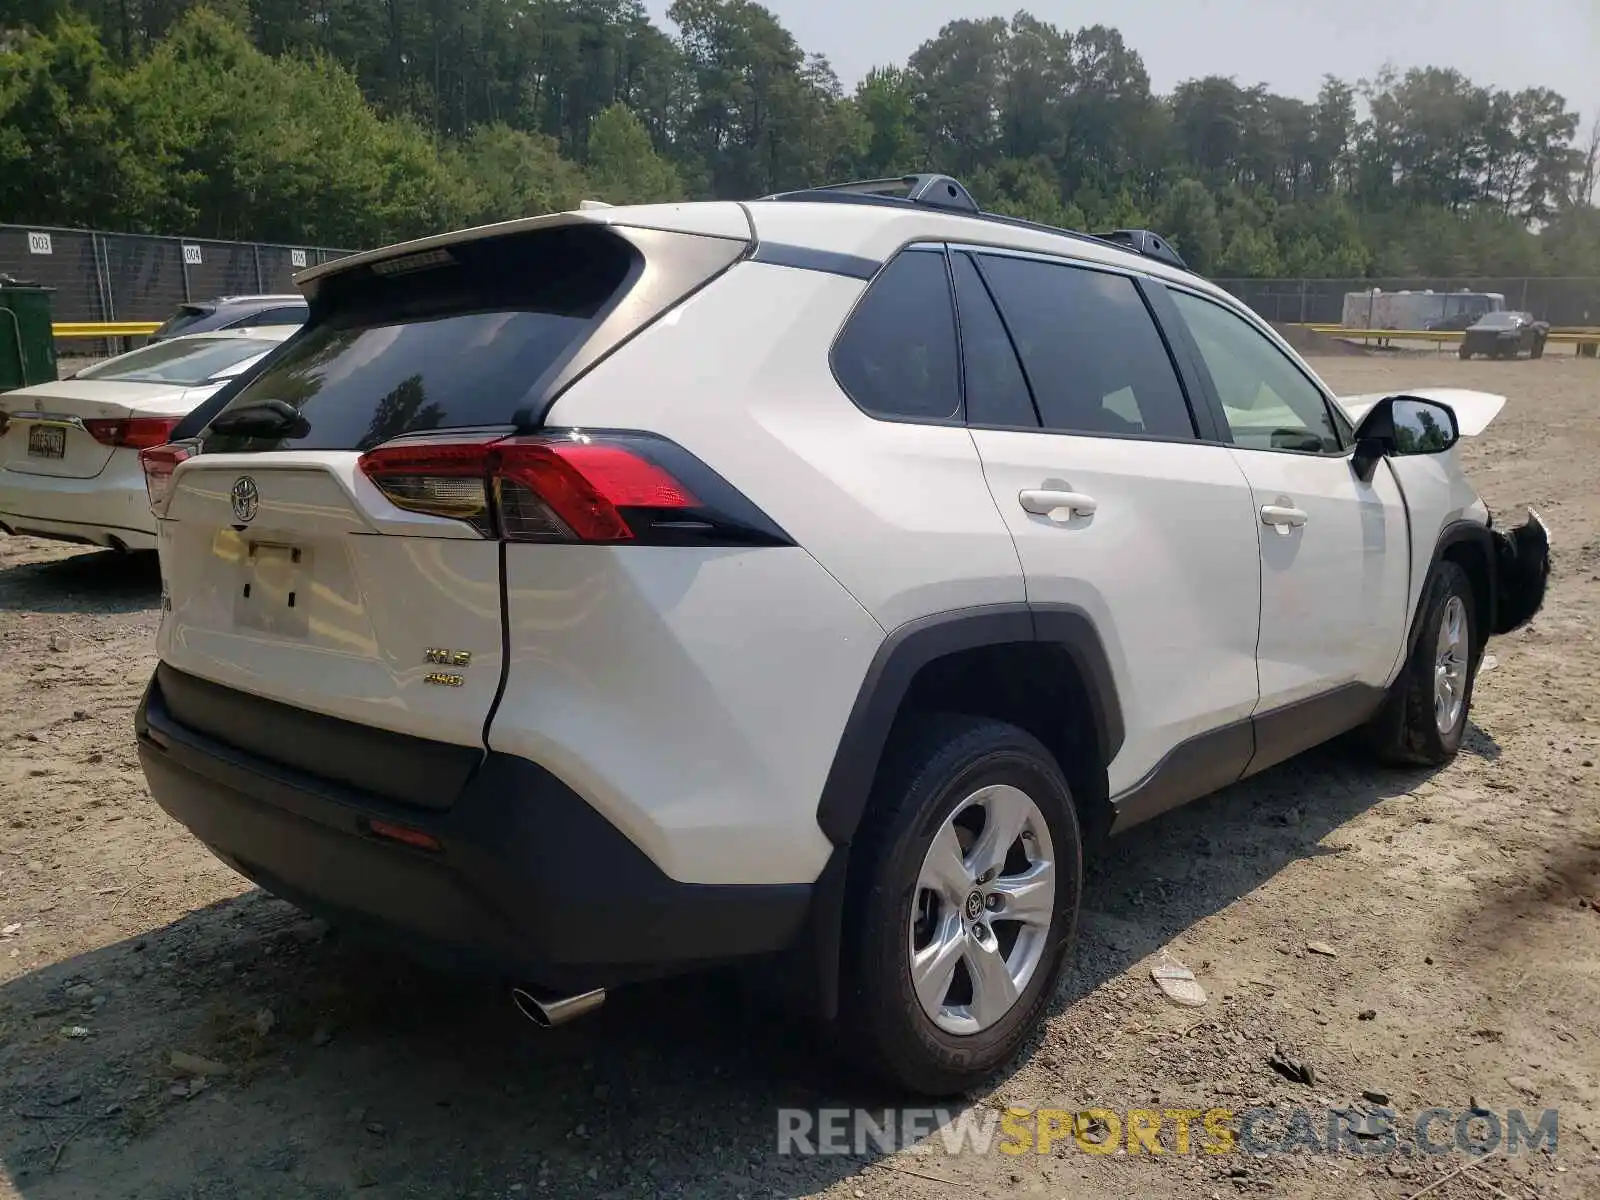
1226;448;1411;708
1381;448;1491;656
492;545;880;885
544;261;1028;631
157;452;500;749
968;431;1263;795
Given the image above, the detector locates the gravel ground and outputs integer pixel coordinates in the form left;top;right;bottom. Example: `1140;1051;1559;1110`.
0;354;1597;1200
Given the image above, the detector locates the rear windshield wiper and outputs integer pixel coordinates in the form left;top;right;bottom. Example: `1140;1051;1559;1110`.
208;399;309;440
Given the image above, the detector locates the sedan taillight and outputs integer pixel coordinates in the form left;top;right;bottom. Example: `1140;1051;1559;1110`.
85;416;182;450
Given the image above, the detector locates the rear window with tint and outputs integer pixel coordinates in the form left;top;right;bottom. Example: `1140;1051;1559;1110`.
77;336;278;386
202;226;639;452
153;305;214;339
831;248;961;422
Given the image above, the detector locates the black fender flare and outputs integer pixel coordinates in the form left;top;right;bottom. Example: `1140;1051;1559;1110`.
813;602;1123;847
1407;520;1497;660
789;602;1121;1020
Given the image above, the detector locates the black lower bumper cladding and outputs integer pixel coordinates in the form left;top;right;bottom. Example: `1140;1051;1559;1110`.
135;668;812;990
1491;508;1551;635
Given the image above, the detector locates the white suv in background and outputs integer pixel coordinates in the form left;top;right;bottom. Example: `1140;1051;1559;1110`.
133;176;1550;1094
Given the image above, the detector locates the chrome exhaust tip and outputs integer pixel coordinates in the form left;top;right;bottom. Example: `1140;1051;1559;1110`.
511;985;606;1029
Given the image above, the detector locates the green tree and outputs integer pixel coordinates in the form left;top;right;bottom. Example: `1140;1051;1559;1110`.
585;102;684;203
0;15;157;228
450;123;589;224
1156;178;1222;272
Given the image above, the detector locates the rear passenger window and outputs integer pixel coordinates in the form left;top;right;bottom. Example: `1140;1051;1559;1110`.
974;254;1196;439
952;253;1037;428
832;249;961;422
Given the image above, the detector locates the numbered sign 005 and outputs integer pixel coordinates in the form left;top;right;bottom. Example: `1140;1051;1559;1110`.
182;244;203;266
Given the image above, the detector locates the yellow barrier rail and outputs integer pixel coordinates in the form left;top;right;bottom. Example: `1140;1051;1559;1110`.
52;321;162;339
1297;323;1600;351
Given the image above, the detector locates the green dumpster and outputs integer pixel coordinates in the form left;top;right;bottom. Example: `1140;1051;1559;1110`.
0;278;58;392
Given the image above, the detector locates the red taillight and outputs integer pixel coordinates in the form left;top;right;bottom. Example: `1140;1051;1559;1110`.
496;441;697;542
139;441;197;514
358;434;700;543
85;416;182;450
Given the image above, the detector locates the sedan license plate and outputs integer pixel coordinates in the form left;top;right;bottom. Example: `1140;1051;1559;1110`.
27;425;66;459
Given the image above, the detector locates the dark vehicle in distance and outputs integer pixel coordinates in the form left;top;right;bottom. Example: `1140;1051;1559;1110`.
150;295;307;342
1427;310;1486;332
1460;311;1549;360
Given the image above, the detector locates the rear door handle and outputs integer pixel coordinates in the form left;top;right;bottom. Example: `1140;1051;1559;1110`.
1019;489;1098;520
1260;503;1309;533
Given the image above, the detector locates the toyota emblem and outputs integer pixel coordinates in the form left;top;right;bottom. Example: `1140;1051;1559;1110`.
230;476;259;523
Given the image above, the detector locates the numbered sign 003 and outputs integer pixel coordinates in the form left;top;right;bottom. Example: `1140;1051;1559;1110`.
182;244;203;266
27;231;53;255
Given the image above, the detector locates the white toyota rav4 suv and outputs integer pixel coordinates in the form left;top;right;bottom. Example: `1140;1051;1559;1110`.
134;176;1550;1094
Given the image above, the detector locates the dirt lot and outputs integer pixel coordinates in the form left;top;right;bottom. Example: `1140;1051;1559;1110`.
1;353;1597;1200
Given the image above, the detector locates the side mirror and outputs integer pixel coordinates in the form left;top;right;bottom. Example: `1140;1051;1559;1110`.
1351;396;1460;482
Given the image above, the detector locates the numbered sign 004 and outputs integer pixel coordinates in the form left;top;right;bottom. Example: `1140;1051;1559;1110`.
182;244;203;265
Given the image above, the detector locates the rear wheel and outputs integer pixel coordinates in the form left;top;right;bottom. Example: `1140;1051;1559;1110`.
1531;335;1546;360
1458;344;1472;360
841;716;1081;1095
1368;561;1478;766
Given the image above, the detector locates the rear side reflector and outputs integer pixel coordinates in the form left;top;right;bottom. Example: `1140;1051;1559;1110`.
139;440;199;515
86;416;183;450
364;818;443;852
358;431;788;547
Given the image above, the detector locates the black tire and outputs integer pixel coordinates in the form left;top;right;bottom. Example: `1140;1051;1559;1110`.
1531;335;1546;360
840;715;1082;1095
1458;344;1472;360
1367;561;1479;766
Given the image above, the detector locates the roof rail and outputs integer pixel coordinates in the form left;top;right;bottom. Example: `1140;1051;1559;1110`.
759;173;1190;272
1092;229;1187;271
765;174;981;215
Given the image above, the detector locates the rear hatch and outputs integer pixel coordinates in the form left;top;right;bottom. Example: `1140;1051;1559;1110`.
151;212;750;798
1;336;283;478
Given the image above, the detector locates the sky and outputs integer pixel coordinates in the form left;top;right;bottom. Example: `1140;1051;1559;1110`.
649;0;1600;122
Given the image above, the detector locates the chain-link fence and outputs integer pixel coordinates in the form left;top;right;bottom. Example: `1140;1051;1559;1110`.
0;223;353;326
1213;277;1600;328
8;224;1600;342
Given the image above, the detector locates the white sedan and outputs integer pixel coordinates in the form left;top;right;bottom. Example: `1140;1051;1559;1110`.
0;328;296;552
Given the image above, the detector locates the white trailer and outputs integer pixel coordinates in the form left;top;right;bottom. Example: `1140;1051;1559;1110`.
1342;289;1506;330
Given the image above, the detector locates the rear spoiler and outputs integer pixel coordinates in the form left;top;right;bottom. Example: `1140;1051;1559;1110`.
295;204;751;299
